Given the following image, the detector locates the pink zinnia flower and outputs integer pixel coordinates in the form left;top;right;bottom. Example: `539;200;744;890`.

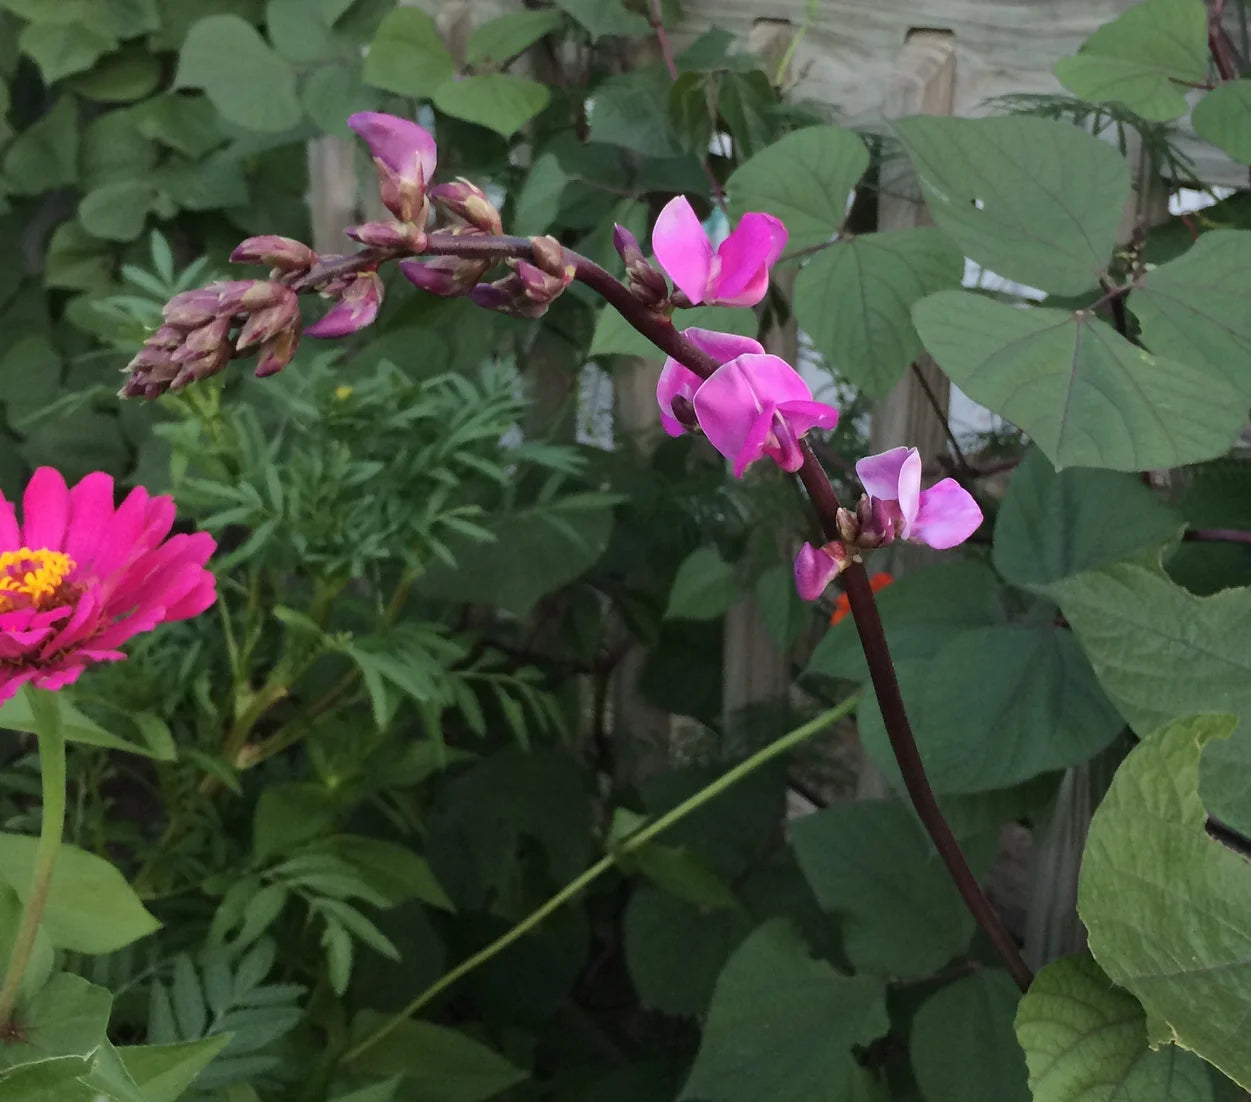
651;196;787;307
0;469;216;703
856;447;982;550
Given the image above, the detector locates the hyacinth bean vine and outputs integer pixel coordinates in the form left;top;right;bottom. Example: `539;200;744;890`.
122;110;1026;1003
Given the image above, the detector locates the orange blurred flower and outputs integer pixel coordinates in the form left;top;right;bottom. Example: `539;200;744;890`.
829;572;893;625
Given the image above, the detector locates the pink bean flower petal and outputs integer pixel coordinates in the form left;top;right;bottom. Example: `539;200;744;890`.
0;469;216;704
693;353;838;477
794;542;843;601
651;197;788;307
347;112;437;188
304;272;384;338
656;328;765;438
854;446;982;549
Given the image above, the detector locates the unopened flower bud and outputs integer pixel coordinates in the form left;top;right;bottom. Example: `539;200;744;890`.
147;325;184;350
612;224;668;306
163;289;220;329
305;272;384;338
173;316;232;361
170;344;231;390
230;235;317;272
528;236;574;282
613;223;645;267
236;298;299;350
345;220;426;252
836;506;860;545
430;179;501;235
854;494;898;549
669;394;699;433
469;281;514;313
794;540;852;602
374;156;429;225
254;328;300;378
399;254;490;297
515;259;567;302
238;280;294;312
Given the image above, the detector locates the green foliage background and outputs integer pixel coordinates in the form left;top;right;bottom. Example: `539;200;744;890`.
0;0;1250;1099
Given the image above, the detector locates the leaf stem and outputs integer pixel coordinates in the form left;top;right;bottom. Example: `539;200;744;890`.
0;687;68;1027
340;694;860;1064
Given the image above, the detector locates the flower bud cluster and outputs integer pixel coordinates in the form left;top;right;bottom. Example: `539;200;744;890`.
121;272;304;398
470;236;576;320
612;224;670;308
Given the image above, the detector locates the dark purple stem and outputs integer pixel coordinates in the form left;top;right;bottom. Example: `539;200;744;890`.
1184;527;1251;545
372;232;1033;992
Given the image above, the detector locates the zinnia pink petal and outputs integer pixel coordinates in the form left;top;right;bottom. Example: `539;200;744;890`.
0;498;17;548
911;479;984;549
794;542;842;601
64;472;116;571
347;112;437;184
652;196;714;304
21;468;70;550
711;213;788;306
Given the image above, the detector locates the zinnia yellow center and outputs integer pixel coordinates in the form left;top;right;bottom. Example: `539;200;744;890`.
0;548;77;612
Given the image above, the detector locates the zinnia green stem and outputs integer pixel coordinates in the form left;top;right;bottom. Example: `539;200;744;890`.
0;685;67;1027
341;693;859;1065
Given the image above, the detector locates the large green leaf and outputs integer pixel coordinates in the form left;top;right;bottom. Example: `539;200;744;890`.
1016;954;1217;1101
793;228;964;399
2;96;79;195
992;446;1183;588
913;291;1246;471
432;74;550;138
1133;230;1251;399
0;834;159;953
790;799;991;976
804;559;1005;684
588;66;687;158
0;690;170;759
426;748;591;910
0;973;111;1072
893;116;1128;295
623;886;751;1017
116;1037;231;1102
1078;713;1251;1089
1046;562;1251;737
66;44;161;103
348;1015;528;1099
175;15;301;132
678;920;888;1102
912;971;1030;1102
1193;81;1251;166
1053;0;1208;121
79;180;159;241
465;10;564;65
19;22;115;83
726;125;869;251
589;303;757;358
362;7;454;98
857;624;1124;794
551;0;648;40
665;546;739;621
